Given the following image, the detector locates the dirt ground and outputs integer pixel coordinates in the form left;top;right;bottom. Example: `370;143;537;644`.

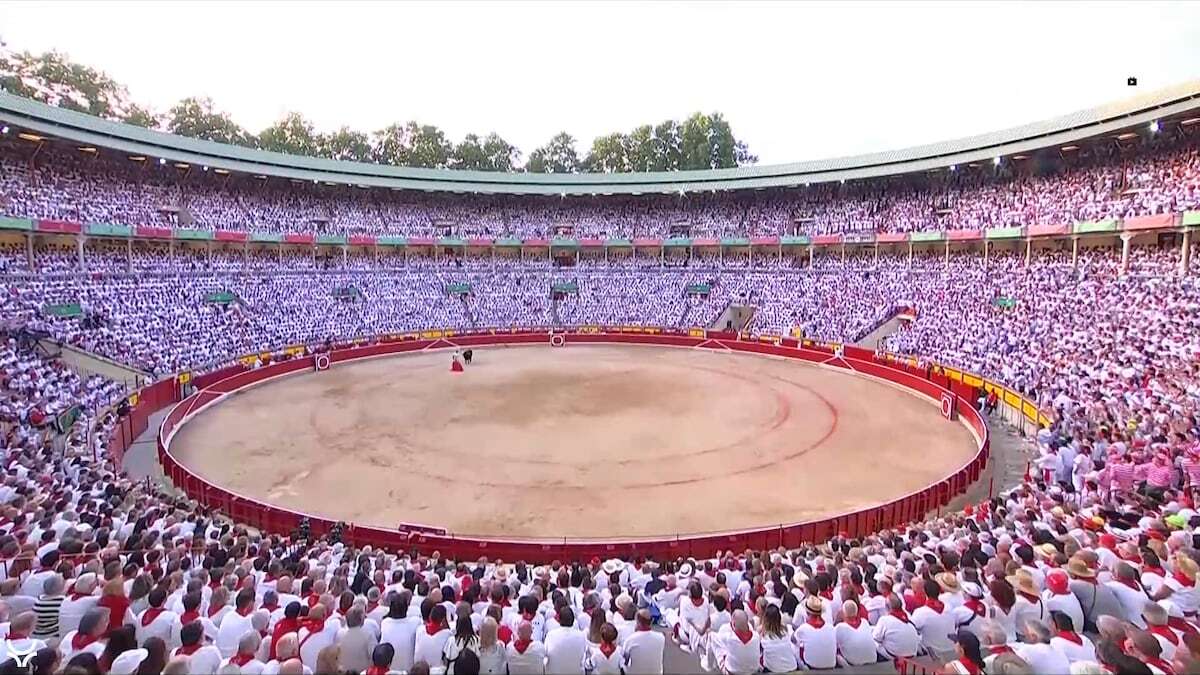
170;345;979;540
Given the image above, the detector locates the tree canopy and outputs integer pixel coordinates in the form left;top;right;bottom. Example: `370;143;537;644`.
0;42;757;174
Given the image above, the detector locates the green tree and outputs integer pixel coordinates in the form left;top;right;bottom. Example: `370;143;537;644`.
526;132;581;173
321;126;372;162
652;120;683;172
0;46;153;123
451;133;488;170
166;97;256;145
258;112;321;156
583;132;631;173
122;104;159;129
370;122;451;168
480;132;520;172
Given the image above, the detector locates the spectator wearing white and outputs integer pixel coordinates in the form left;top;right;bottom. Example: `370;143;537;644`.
543;606;586;674
911;578;957;661
337;606;377;673
505;620;547;675
836;600;877;667
873;594;920;660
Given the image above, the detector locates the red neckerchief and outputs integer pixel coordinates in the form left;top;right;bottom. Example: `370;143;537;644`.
264;574;277;583
1120;551;1144;565
5;631;28;641
734;628;754;644
68;590;91;601
176;644;201;656
843;615;863;629
1115;577;1145;593
305;593;320;608
207;604;225;618
1172;570;1196;588
888;609;911;624
425;621;444;636
956;658;982;675
180;610;200;625
71;632;96;650
1150;624;1181;646
964;598;986;616
366;601;378;615
301;617;324;635
366;667;389;675
270;617;302;660
599;641;617;658
1146;656;1176;675
1056;630;1083;645
988;645;1013;655
1168;616;1200;639
1145;566;1167;577
819;589;834;601
690;596;705;607
141;607;165;626
208;580;222;590
924;598;945;614
513;638;532;654
498;625;513;644
806;615;825;629
237;605;254;617
230;653;255;666
521;611;535;622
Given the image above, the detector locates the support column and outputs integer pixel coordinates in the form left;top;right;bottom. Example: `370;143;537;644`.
76;236;85;271
1181;229;1192;276
750;247;754;267
1120;233;1132;275
168;239;175;269
874;242;879;266
840;243;846;262
25;234;33;271
944;240;950;269
1071;236;1079;270
907;241;913;267
808;245;814;268
126;238;132;273
983;241;989;269
342;245;347;266
1024;239;1031;269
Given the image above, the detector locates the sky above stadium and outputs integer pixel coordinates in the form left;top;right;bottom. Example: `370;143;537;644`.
1;0;1198;166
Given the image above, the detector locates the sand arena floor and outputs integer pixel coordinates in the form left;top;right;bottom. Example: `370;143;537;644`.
170;345;979;539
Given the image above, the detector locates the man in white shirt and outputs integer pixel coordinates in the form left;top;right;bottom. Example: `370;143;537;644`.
835;601;878;667
622;610;664;675
910;579;956;660
506;620;547;675
543;607;586;674
1011;619;1071;675
57;573;99;638
216;589;258;657
873;595;919;660
713;610;759;675
1105;563;1151;628
135;588;179;647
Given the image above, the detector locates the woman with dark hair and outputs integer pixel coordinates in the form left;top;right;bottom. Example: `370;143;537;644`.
943;630;986;674
987;578;1018;642
587;607;607;648
135;637;167;675
97;625;136;672
779;591;799;624
443;615;479;674
60;652;101;675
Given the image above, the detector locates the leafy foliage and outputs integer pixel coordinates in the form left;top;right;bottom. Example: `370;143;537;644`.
0;42;756;173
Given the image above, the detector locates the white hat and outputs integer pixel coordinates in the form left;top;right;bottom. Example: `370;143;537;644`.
109;648;148;675
678;562;694;579
601;559;625;575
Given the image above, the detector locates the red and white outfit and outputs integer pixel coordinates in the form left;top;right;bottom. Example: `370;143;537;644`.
793;615;836;670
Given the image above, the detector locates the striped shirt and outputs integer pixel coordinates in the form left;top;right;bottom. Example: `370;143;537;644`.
1146;463;1174;489
1110;462;1137;490
1181;457;1200;485
32;594;64;639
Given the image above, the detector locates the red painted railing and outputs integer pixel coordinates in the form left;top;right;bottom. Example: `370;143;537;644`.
140;329;990;562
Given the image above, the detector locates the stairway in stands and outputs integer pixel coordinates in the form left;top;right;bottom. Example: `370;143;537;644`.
459;296;478;328
550;296;563;328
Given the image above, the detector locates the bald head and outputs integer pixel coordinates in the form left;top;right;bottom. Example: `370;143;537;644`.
278;659;305;675
517;621;533;641
732;609;750;632
275;633;299;660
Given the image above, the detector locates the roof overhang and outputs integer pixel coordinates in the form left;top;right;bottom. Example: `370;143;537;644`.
2;80;1198;195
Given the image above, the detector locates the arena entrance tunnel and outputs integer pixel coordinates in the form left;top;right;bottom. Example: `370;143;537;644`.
152;328;992;562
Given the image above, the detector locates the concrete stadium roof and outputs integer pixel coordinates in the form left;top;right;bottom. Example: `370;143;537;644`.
2;81;1199;195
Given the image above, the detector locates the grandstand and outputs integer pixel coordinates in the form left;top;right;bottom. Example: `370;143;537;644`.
1;81;1200;675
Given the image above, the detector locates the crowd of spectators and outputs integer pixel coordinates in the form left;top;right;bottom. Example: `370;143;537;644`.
3;128;1199;239
7;143;1200;672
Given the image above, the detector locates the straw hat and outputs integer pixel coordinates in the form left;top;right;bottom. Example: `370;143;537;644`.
1006;569;1038;596
936;572;961;593
792;569;810;588
1175;555;1199;581
1065;556;1096;579
804;595;824;615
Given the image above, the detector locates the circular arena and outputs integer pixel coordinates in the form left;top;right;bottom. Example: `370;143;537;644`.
165;341;981;540
3;41;1200;675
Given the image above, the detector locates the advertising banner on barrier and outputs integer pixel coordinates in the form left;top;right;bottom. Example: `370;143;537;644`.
689;328;706;338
